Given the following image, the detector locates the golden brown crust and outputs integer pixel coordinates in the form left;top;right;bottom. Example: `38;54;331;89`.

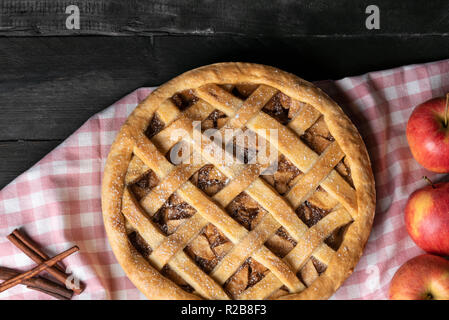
101;62;376;300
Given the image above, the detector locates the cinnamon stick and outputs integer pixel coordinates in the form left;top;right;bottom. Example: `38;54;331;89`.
8;229;85;294
26;285;71;300
11;229;65;272
0;267;73;300
0;246;78;293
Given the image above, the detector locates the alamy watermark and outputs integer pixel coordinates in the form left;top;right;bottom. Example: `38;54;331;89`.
365;5;380;30
167;122;279;174
64;266;81;291
65;5;80;30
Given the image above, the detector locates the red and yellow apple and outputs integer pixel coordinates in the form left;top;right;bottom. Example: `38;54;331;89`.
389;254;449;300
406;95;449;173
404;180;449;256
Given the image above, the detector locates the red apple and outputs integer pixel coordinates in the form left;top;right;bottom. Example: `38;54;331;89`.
405;180;449;256
406;95;449;173
389;254;449;300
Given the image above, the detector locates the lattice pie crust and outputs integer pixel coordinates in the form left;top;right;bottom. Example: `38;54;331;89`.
102;63;375;300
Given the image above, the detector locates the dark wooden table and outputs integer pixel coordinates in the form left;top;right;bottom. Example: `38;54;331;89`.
1;0;449;188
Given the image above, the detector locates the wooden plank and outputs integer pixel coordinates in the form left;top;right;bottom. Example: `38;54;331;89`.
1;35;449;143
0;140;61;188
0;37;154;141
0;0;449;36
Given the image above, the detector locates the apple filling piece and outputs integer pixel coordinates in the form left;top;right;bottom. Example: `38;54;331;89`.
171;89;198;111
202;109;228;130
262;154;302;195
144;113;165;139
226;192;267;230
296;201;330;228
311;256;327;274
262;92;302;125
301;116;354;186
325;225;348;251
301;116;335;154
128;230;153;258
229;128;259;164
128;169;159;201
231;83;259;99
224;258;269;298
220;83;259;99
297;255;329;287
190;164;229;197
184;224;232;274
296;200;349;251
153;193;197;235
265;227;297;258
336;157;354;188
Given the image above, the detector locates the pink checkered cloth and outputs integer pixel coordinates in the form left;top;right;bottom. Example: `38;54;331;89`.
1;60;449;300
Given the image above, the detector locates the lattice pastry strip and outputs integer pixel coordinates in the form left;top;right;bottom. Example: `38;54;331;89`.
300;260;320;287
183;114;347;295
198;84;279;135
196;86;355;238
192;86;326;237
193;85;348;253
188;84;358;298
129;85;347;298
285;141;345;208
151;99;216;153
160;83;348;292
239;206;352;299
210;209;280;283
134;135;303;293
129;85;312;293
122;188;229;299
247;113;357;215
197;84;357;215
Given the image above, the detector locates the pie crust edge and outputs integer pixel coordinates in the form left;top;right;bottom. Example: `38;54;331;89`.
101;62;376;300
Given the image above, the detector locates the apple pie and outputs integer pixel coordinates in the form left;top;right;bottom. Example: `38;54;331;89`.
102;63;375;300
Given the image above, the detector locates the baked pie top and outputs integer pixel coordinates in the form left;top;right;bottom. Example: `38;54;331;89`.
101;63;375;300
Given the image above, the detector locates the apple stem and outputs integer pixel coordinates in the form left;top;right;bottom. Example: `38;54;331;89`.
423;176;436;189
445;93;449;128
